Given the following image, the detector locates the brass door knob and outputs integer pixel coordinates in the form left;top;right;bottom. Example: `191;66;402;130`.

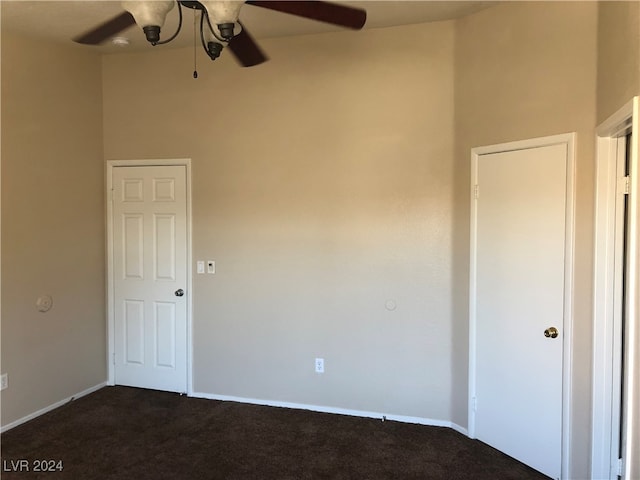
544;327;559;338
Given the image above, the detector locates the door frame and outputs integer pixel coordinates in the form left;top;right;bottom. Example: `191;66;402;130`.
468;133;576;479
106;159;193;395
592;97;639;480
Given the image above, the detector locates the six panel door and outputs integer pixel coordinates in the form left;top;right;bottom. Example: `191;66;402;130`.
112;165;188;393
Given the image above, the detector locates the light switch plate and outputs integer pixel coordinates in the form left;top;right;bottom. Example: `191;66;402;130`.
197;261;205;274
207;261;215;274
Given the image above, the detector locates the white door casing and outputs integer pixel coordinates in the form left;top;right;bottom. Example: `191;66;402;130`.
107;160;192;394
469;134;575;480
592;97;639;480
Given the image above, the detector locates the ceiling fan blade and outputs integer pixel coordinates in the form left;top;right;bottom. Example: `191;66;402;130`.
246;0;366;30
228;25;268;67
73;11;136;45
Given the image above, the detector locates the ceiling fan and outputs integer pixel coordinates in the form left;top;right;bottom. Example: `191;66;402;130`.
73;1;367;67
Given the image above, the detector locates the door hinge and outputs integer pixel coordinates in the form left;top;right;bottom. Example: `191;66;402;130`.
617;176;630;195
474;185;479;199
616;457;624;476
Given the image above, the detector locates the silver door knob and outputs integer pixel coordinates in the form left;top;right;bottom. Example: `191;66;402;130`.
175;289;184;297
544;327;559;338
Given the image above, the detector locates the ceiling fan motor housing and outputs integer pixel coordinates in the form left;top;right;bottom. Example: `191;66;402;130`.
178;1;204;9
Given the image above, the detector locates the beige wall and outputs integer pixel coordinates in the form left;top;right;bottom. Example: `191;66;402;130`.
3;2;638;476
0;31;106;424
597;1;640;123
454;2;597;477
102;22;457;420
597;3;640;478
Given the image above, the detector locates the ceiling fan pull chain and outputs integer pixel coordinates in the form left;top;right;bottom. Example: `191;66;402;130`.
193;8;198;79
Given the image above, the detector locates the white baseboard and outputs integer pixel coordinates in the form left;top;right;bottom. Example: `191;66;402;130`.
1;384;468;437
1;382;107;433
191;391;468;436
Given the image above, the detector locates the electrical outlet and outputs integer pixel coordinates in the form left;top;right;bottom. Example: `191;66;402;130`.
1;373;8;391
315;358;324;373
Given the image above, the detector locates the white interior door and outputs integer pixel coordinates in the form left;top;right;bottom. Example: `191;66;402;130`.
471;140;572;479
112;165;188;393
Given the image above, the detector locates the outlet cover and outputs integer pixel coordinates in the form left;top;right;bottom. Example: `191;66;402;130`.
1;373;8;391
315;358;324;373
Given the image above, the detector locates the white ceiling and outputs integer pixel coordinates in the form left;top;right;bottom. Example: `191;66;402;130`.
1;1;496;54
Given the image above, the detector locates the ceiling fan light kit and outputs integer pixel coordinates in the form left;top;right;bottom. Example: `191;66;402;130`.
121;1;175;44
74;1;367;68
200;1;244;39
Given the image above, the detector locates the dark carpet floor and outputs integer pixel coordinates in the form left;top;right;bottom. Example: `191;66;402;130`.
1;386;549;479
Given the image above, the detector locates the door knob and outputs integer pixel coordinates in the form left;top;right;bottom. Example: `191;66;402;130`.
544;327;559;338
175;289;184;297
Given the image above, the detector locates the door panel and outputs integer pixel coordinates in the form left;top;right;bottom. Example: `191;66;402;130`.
473;143;568;479
155;301;176;368
123;214;144;278
125;300;144;364
112;165;187;393
155;214;176;281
